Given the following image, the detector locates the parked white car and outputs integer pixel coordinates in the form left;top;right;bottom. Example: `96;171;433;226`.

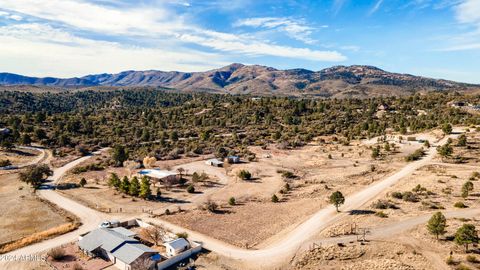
98;220;119;228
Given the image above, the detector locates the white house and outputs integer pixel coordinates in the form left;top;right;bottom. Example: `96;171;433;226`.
164;238;190;257
205;158;224;167
138;169;179;183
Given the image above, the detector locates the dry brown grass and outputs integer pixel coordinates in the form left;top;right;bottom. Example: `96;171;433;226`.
0;222;80;254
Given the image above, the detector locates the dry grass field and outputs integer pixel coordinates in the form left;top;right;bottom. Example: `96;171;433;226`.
160;131;439;248
0;174;75;249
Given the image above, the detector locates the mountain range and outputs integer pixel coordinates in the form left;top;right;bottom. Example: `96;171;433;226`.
1;64;478;98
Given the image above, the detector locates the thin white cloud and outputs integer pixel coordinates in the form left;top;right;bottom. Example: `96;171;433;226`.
455;0;480;26
235;17;318;44
438;42;480;51
433;0;463;9
368;0;384;15
439;0;480;51
178;32;346;61
341;45;360;52
333;0;347;15
0;23;227;77
0;0;182;35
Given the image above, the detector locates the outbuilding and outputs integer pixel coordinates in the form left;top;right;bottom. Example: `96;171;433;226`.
205;158;224;167
164;238;190;257
226;156;240;164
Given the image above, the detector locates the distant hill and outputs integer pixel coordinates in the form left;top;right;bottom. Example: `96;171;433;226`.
1;64;479;98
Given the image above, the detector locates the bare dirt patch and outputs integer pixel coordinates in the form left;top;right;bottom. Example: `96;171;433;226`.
161;135;421;247
46;242;113;270
319;163;480;238
292;240;432;270
162;198;323;248
0;147;41;167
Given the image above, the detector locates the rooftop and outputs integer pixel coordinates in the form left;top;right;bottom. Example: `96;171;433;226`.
165;238;189;250
111;227;137;238
207;158;224;164
79;228;158;264
138;169;177;179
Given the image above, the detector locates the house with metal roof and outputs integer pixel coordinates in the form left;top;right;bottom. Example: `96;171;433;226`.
164;238;190;257
138;169;179;183
205;158;224;167
226;156;240;164
78;228;160;270
110;227;137;238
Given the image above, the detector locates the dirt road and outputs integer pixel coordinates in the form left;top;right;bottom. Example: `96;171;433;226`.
1;134;462;269
145;135;458;267
0;149;117;269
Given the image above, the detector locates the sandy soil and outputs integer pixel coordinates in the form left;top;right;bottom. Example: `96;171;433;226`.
162;198;324;248
319;129;480;238
0;148;42;167
292;239;434;270
291;128;480;270
160;132;433;248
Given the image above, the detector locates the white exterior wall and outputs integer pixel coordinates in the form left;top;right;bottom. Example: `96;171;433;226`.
107;252;116;262
157;242;202;270
115;258;130;270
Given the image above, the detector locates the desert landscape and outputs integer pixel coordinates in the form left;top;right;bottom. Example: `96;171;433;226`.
1;1;480;269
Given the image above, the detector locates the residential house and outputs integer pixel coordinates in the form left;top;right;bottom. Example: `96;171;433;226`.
138;169;179;183
226;156;240;164
164;238;190;257
205;158;224;167
79;228;160;270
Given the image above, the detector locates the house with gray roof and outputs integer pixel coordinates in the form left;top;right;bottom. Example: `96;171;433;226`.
164;238;190;257
79;228;160;270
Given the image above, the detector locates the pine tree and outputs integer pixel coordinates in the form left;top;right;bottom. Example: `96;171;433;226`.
427;212;447;240
455;224;478;252
139;176;152;199
462;181;474;198
112;145;128;167
129;176;140;197
108;173;121;189
120;176;130;194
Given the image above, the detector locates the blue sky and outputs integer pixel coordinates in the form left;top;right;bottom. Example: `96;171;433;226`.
0;0;479;83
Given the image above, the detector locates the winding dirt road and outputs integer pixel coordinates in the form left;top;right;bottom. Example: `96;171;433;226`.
1;150;114;264
143;134;458;267
1;132;472;269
